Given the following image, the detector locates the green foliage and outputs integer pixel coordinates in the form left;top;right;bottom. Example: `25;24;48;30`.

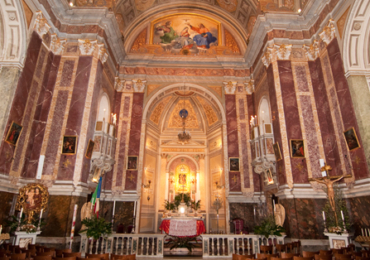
254;215;285;238
164;200;175;211
6;214;45;234
80;215;112;240
323;185;352;233
174;193;191;209
191;200;201;211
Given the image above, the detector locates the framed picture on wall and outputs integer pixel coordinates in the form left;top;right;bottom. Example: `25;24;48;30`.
290;139;305;158
343;127;360;151
85;139;95;159
229;157;239;172
127;156;138;170
273;142;282;161
5;121;23;146
62;136;78;155
266;169;274;185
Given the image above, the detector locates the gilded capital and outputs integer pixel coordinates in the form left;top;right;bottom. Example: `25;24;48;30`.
223;81;237;94
115;77;125;91
133;79;147;92
319;19;336;45
303;40;319;61
50;34;66;55
34;11;51;37
244;79;255;94
78;39;98;55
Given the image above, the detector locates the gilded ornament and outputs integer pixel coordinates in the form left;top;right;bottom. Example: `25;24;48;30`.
16;183;49;224
216;0;237;12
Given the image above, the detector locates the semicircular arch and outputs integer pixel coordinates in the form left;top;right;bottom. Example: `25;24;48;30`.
166;155;199;173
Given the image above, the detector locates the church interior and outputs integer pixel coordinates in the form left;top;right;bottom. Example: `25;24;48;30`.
1;0;370;259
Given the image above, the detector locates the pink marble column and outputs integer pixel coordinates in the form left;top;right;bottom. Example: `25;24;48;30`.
267;65;287;185
124;93;144;190
56;57;93;180
225;94;241;192
308;59;341;176
22;53;61;178
327;39;369;179
277;60;307;183
0;32;42;174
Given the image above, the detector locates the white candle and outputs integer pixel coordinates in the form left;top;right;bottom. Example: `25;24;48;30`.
273;200;276;211
362;228;364;236
133;201;136;217
0;225;2;234
69;204;78;249
19;207;23;219
39;209;43;219
341;210;345;221
322;211;326;221
112;200;116;217
320;159;326;177
254;208;256;216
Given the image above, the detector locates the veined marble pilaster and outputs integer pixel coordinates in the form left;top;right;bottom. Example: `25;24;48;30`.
262;44;294;189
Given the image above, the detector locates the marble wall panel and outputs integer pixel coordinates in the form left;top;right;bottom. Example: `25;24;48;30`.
43;91;69;175
327;39;369;179
309;60;341;176
229;171;242;192
348;196;370;236
57;57;92;180
0;191;14;230
116;121;128;187
229;203;258;232
267;65;286;185
59;60;75;87
280;198;326;239
124;93;144;190
23;53;60;178
240;123;250;189
278;60;305;183
42;195;86;237
81;61;102;183
0;32;42;174
112;201;134;232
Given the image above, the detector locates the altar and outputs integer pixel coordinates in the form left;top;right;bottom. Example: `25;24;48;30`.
159;218;206;237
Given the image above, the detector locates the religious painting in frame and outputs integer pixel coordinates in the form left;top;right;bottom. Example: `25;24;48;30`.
343;127;360;151
85;139;95;159
61;135;78;155
273;142;282;161
290;139;305;158
127;156;138;170
150;13;221;50
229;157;239;172
5;121;23;146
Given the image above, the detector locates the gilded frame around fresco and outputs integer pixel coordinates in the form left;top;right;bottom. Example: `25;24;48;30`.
5;121;23;146
273;142;282;161
290;139;305;158
127;155;138;170
85;139;95;159
61;135;78;155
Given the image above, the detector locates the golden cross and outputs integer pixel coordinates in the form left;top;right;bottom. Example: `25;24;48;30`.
128;174;135;182
5;152;11;159
354;156;361;165
232;175;238;183
63;159;71;168
278;165;283;173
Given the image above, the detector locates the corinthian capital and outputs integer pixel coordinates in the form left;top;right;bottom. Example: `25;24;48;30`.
133;79;146;92
50;34;66;55
115;77;125;91
303;40;319;61
34;11;51;37
97;43;108;64
319;19;336;45
262;44;292;68
78;39;98;55
244;79;255;94
223;81;237;94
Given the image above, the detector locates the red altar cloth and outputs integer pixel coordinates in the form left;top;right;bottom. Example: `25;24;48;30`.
159;219;206;237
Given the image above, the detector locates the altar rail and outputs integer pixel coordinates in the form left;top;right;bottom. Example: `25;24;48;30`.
80;233;285;258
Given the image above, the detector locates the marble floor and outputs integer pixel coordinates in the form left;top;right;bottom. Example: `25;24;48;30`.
137;258;230;260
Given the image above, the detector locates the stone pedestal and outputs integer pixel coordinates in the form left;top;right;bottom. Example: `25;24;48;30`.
14;231;41;248
324;232;354;249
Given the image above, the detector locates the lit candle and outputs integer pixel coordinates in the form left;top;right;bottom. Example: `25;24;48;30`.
341;210;344;221
322;211;326;221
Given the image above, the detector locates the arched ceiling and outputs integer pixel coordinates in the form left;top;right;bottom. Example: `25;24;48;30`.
147;91;221;134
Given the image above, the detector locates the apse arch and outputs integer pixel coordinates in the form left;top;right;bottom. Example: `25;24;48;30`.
123;4;250;55
166;155;199;173
342;0;370;75
143;83;226;123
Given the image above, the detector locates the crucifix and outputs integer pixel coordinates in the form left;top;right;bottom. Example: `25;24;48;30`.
308;163;351;225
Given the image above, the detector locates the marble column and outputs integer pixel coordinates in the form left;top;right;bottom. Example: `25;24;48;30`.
346;75;370;174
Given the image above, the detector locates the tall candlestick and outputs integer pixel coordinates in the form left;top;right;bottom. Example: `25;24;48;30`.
69;204;78;249
322;211;326;221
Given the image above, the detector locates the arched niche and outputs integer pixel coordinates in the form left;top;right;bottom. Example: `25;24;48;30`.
258;96;273;135
167;155;199;173
97;92;111;122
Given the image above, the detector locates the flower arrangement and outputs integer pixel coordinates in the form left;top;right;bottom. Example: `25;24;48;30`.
80;215;112;240
6;214;45;234
254;215;285;239
328;226;343;234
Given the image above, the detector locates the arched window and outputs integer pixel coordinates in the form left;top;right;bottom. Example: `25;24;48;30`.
97;93;110;122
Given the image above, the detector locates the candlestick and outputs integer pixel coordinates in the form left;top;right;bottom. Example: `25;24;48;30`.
17;207;23;231
69;204;78;249
322;211;326;221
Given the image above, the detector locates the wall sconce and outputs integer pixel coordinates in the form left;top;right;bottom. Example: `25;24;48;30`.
215;182;224;190
92;167;101;183
147;195;150;202
169;176;174;184
191;177;196;184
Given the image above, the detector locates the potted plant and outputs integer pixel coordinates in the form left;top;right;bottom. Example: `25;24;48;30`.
191;200;201;215
80;215;112;240
254;215;285;239
164;200;175;216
